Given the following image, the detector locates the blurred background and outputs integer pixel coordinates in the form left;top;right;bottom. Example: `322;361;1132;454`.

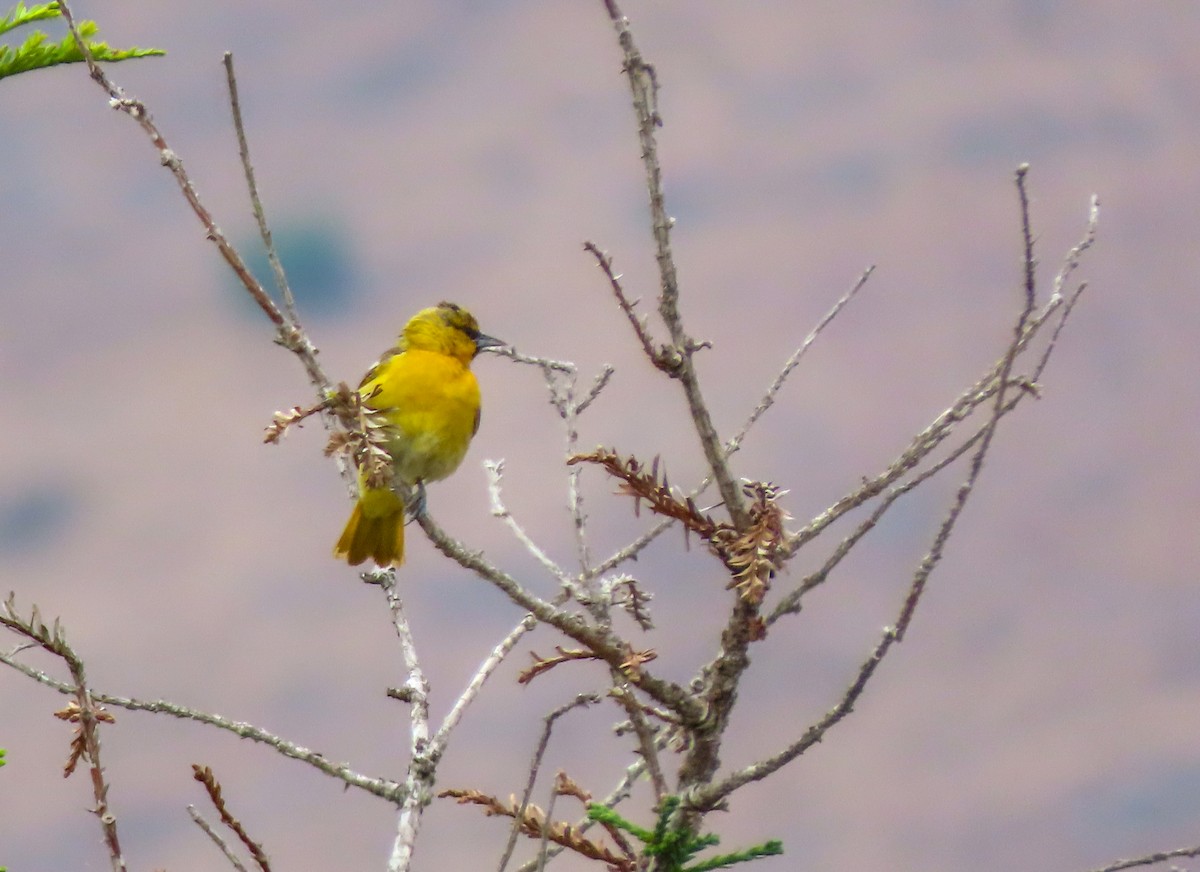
2;1;1199;869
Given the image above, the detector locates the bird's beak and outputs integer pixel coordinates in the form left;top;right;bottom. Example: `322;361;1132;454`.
475;333;506;353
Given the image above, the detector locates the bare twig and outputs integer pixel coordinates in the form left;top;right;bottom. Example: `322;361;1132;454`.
415;511;704;725
688;165;1065;812
598;0;747;531
1085;844;1200;872
0;642;400;800
584;242;668;368
496;693;604;872
487;460;572;586
55;0;333;411
192;765;272;872
726;266;875;457
587;516;676;580
1052;194;1099;303
609;685;668;801
371;572;433;872
223;52;298;325
768;406;995;625
786;273;1076;559
188;806;250;872
1;597;127;872
432;615;538;749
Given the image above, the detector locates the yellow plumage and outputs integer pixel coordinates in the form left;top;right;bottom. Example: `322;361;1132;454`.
334;302;502;567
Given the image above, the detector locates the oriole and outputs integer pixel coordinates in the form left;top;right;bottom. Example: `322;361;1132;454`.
334;301;503;567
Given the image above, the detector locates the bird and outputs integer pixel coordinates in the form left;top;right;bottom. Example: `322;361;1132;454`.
334;301;503;567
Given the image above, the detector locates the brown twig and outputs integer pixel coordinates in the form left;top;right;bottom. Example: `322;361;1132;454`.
192;765;272;872
441;786;634;872
1;596;127;872
583;242;674;371
55;0;334;413
598;0;748;531
518;647;603;685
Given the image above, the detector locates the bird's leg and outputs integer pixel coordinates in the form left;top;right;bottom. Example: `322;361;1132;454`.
405;480;428;523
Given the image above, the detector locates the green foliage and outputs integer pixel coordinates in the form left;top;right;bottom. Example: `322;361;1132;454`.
0;1;163;82
588;797;784;871
0;746;5;766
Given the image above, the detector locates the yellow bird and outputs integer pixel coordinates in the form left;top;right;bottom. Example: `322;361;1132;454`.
334;301;503;567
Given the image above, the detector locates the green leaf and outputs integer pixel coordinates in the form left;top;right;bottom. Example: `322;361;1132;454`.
0;2;61;38
589;799;783;872
0;4;163;82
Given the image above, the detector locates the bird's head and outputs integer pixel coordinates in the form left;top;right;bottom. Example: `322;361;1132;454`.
402;301;504;364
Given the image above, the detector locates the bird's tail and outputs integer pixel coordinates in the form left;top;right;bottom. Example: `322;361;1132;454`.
334;486;405;567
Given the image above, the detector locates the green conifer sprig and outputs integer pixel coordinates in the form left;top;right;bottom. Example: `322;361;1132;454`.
588;797;783;871
0;2;163;82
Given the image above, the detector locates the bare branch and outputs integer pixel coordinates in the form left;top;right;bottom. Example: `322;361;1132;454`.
487;460;572;586
1;596;128;872
223;52;298;325
609;685;668;801
54;0;335;412
415;511;704;725
367;572;433;871
689;165;1065;811
598;0;748;530
495;693;605;872
1085;844;1200;872
0;640;400;801
432;615;538;749
726;265;875;457
584;242;669;369
188;806;250;872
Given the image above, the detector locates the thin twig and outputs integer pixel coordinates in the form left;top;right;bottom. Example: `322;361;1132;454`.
0;597;127;872
769;406;999;625
497;693;604;872
432;615;538;749
223;52;299;324
786;276;1073;559
1051;194;1100;304
1085;845;1200;872
584;242;665;367
55;0;333;410
188;805;250;872
599;0;747;531
726;265;875;457
610;686;668;801
688;164;1059;812
415;511;704;725
586;516;675;580
0;647;401;800
374;573;433;872
486;460;573;586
